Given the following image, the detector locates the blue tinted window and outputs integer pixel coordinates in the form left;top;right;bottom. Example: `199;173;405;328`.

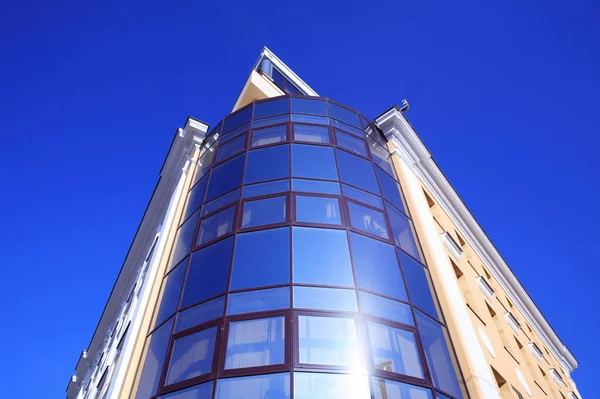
293;124;330;143
295;196;341;225
216;133;246;164
154;262;186;328
206;153;245;201
359;291;414;326
291;144;338;180
181;237;233;308
193;149;215;186
350;233;407;300
336;130;368;157
169;211;200;270
367;322;424;378
225;316;285;369
376;166;405;213
331;119;364;138
291;114;330;125
183;174;208;221
386;203;422;261
254;97;289;119
399;251;440;320
243;179;289;198
294;373;369;399
336;150;379;194
371;378;433;399
291;98;328;115
165;326;217;385
227;287;290;315
342;184;383;209
216;373;290;399
252;125;286;147
223;105;252;134
201;188;240;216
197;205;235;245
368;136;396;177
135;319;174;399
245;145;290;184
348;201;389;239
253;114;289;128
242;196;286;228
294;286;357;312
222;123;250;143
291;179;340;194
176;296;225;332
292;227;354;287
230;227;290;290
160;381;214;399
329;103;362;128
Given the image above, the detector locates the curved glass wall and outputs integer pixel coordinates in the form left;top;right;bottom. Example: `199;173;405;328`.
136;96;468;399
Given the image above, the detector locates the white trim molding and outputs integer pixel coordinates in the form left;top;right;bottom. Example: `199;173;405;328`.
375;105;578;373
475;276;495;302
505;312;521;333
529;342;543;362
441;231;463;260
252;46;318;96
550;368;564;386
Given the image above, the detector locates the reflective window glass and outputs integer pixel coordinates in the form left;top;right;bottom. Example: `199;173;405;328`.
176;296;225;333
399;251;440;320
159;381;214;399
135;318;174;399
245;145;290;184
165;326;217;385
350;233;407;300
336;129;368;157
253;114;289;128
295;196;341;225
216;373;290;399
291;114;330;125
291;179;340;194
337;149;379;194
243;179;289;198
415;311;465;398
154;262;187;328
294;372;370;399
376;166;405;214
197;205;235;245
206;153;245;201
368;136;396;177
230;227;290;290
242;196;286;228
291;144;338;180
225;316;285;369
386;204;422;261
331;119;364;137
222;123;250;143
223;105;252;134
359;291;414;326
201;188;240;216
193;148;215;185
368;322;424;378
293;286;357;312
293;124;330;143
291;98;328;115
292;227;354;287
252;125;286;147
435;393;453;399
181;237;233;308
329;103;362;128
342;184;383;209
371;378;433;399
348;201;389;239
216;133;246;164
169;210;200;270
254;97;289;119
227;287;290;315
183;174;209;221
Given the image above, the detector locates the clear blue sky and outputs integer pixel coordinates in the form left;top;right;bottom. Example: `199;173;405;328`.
1;1;598;398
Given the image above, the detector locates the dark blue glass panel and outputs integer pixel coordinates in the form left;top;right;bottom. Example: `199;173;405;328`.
359;291;413;326
329;102;362;128
291;144;338;180
294;286;357;312
252;125;286;147
367;322;424;378
291;179;340;194
376;166;405;213
227;287;290;315
291;98;328;115
336;129;368;157
331;119;364;137
368;136;396;177
154;262;187;328
292;227;354;287
169;210;200;271
135;318;174;399
348;202;389;239
243;179;289;198
183;174;208;221
222;123;250;144
216;133;246;164
291;114;330;125
293;124;330;143
216;373;290;399
175;296;225;333
273;67;302;94
193;148;215;186
165;326;217;385
295;196;341;225
201;188;240;216
197;205;235;245
386;203;422;261
159;381;214;399
225;316;285;369
252;114;289;128
223;105;252;134
181;237;233;308
336;150;379;194
245;145;290;184
254;97;289;119
206;153;245;201
398;250;441;320
349;233;407;300
241;196;286;228
371;378;433;399
230;227;290;290
342;184;383;209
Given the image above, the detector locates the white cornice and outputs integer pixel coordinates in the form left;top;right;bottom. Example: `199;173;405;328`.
375;106;578;373
253;46;318;96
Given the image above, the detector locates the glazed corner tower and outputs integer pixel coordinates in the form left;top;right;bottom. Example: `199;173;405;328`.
66;48;582;399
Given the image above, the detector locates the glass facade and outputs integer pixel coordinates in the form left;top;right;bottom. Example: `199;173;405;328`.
137;96;467;399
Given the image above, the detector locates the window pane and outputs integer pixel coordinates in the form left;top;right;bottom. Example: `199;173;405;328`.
169;211;200;270
292;227;354;287
225;316;285;369
254;97;289;119
154;263;187;328
245;145;290;184
181;237;233;308
337;150;379;194
165;326;217;385
298;316;362;369
291;114;330;125
348;201;389;239
253;114;289;128
183;174;209;221
342;184;383;209
293;124;330;143
415;311;465;399
227;287;290;315
292;179;340;194
159;381;214;399
223;105;252;134
295;196;341;225
336;130;368;157
294;372;370;399
294;286;357;312
399;251;440;320
291;98;328;115
371;378;433;399
291;144;338;180
176;296;225;333
242;196;286;228
201;188;240;216
197;205;235;245
252;125;287;147
349;233;407;300
331;119;365;137
329;103;362;128
435;393;453;399
135;318;173;399
386;204;422;261
216;133;246;164
222;123;250;143
368;136;396;177
216;373;290;399
243;179;289;198
368;322;424;378
376;166;405;214
206;153;245;201
230;227;290;290
359;291;414;326
194;148;216;186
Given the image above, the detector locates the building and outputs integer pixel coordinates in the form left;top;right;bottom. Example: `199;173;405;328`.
66;47;582;399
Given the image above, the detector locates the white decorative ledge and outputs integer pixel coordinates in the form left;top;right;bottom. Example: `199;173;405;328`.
440;232;463;260
529;342;543;362
516;368;532;397
478;327;496;358
550;369;563;386
568;391;580;399
476;276;495;301
505;312;521;333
